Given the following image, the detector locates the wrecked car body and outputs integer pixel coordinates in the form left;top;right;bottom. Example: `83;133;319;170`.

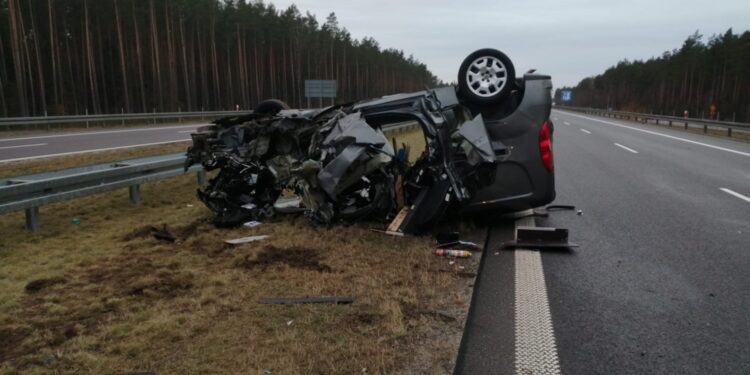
185;49;555;234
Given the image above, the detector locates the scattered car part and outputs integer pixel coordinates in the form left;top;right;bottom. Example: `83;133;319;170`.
253;99;290;115
500;226;579;250
434;249;472;258
225;235;269;245
257;296;354;305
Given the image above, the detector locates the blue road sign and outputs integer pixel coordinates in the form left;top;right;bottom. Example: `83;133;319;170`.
560;90;572;102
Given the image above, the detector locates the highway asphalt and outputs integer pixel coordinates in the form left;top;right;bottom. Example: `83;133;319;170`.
0;124;207;163
457;110;749;374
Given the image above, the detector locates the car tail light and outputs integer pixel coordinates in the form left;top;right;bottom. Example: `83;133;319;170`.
538;121;553;172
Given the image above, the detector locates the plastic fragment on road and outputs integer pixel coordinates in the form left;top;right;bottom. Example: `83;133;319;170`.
258;296;354;305
243;221;262;228
225;235;269;245
435;249;472;258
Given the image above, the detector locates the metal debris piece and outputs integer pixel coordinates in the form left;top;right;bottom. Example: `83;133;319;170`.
500;226;579;250
151;225;176;242
225;235;269;245
258;296;354;305
243;221;262;228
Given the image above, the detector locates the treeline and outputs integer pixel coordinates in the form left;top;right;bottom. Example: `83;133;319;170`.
0;0;440;117
557;30;750;122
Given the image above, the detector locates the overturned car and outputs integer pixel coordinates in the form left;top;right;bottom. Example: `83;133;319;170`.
185;49;555;234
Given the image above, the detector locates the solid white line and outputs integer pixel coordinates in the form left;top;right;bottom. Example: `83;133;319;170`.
177;130;195;133
0;142;47;150
557;111;750;158
580;128;591;134
563;121;570;126
0;124;204;142
614;143;639;154
514;213;561;375
0;139;190;163
720;188;750;203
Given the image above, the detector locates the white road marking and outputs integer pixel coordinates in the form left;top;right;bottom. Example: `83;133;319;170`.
0;124;204;142
720;188;750;203
0;139;190;163
0;143;47;150
580;128;591;134
514;213;561;375
563;121;570;126
614;143;639;154
177;130;195;133
558;111;750;158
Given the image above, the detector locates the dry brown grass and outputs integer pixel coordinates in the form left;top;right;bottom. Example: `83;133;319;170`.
0;126;476;374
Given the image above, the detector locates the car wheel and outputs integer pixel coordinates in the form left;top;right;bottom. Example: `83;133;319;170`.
457;49;515;106
253;99;289;115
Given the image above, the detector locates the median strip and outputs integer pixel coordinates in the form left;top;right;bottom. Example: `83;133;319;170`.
0;139;192;163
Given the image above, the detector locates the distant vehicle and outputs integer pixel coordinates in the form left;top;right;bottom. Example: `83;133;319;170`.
185;48;555;234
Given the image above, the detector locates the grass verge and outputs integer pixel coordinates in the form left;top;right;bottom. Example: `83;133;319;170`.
0;126;478;374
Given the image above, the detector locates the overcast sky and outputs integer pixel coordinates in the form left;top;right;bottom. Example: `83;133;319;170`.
269;0;750;88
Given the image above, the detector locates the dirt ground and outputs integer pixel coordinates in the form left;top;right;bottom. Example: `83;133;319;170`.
0;127;481;374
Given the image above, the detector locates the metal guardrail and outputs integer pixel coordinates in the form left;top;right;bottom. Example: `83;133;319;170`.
0;110;242;129
0;121;419;231
557;106;750;137
0;152;205;231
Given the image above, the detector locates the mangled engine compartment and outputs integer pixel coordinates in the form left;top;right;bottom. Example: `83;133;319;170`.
185;89;499;234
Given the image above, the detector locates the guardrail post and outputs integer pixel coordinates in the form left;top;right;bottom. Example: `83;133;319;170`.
129;185;141;204
703;124;708;134
85;108;90;128
25;207;40;232
655;119;659;125
728;128;732;137
121;108;125;127
197;169;207;187
179;107;182;124
684;122;688;130
153;108;157;125
668;120;672;127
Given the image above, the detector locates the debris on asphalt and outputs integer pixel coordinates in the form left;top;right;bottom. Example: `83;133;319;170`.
71;217;80;225
500;226;579;250
225;235;269;245
577;210;583;215
435;249;472;258
243;221;262;228
258;296;354;305
286;320;294;326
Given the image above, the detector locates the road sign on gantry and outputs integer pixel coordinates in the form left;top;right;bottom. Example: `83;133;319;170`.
305;80;337;98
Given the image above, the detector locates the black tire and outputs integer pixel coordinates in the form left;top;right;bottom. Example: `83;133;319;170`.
253;99;290;115
457;49;515;106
